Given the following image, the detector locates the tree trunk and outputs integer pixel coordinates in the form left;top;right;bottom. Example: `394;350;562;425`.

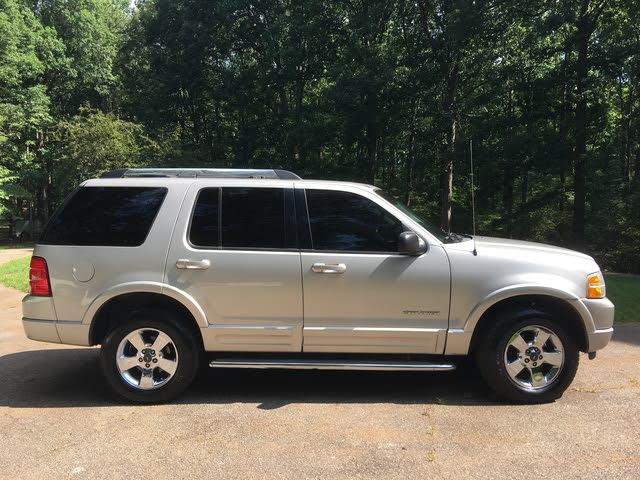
365;91;378;184
440;61;459;232
365;121;377;184
503;87;514;216
572;0;594;247
558;43;572;212
405;97;419;206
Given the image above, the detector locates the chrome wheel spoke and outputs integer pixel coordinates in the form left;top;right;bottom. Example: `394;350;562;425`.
506;359;525;378
530;371;546;388
157;357;177;375
139;371;154;389
117;355;140;372
509;334;529;353
542;351;563;367
151;332;171;353
503;325;564;391
126;331;146;353
116;327;179;391
534;329;551;349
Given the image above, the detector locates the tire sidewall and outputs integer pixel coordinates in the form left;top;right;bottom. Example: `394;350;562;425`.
100;309;200;403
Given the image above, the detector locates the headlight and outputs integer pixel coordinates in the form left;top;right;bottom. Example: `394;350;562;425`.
587;272;606;299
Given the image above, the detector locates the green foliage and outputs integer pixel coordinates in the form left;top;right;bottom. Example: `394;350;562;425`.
0;255;30;292
37;0;130;112
604;275;640;323
51;108;150;194
0;0;638;271
0;165;30;220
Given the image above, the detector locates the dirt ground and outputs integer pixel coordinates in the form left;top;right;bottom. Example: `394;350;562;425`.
0;247;34;265
1;251;638;479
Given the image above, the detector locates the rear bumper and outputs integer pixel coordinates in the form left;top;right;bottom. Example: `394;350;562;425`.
22;294;91;346
23;318;61;343
22;318;91;345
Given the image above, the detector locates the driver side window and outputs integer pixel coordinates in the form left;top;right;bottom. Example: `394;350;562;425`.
305;189;404;253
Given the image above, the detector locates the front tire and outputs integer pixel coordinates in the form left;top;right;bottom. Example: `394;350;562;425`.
100;308;201;403
475;310;579;404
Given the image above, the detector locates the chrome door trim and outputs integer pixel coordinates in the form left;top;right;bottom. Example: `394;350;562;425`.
304;326;442;333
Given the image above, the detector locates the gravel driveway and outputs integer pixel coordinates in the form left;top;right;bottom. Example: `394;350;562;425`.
1;276;638;479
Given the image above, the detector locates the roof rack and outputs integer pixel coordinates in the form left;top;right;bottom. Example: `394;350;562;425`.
101;168;302;180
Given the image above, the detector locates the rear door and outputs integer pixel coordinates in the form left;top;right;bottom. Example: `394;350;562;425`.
298;185;451;354
165;181;303;352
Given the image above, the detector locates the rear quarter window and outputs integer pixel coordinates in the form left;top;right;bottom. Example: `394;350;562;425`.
40;186;167;246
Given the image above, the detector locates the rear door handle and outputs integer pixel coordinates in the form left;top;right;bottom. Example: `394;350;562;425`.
175;259;211;270
311;263;346;274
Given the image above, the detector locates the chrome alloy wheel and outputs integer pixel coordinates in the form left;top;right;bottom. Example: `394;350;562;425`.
503;325;564;391
116;328;179;390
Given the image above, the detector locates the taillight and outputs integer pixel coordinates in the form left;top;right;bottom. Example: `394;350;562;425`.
29;256;52;296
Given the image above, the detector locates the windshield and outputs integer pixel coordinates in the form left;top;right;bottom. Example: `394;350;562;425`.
374;189;448;242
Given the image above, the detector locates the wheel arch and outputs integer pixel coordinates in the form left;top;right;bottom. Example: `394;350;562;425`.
445;284;594;355
467;294;589;354
85;283;207;346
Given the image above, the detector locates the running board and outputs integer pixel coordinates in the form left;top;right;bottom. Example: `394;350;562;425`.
209;359;457;372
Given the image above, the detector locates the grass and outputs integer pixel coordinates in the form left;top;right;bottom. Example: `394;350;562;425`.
0;257;636;322
604;274;640;323
0;242;34;250
0;256;30;293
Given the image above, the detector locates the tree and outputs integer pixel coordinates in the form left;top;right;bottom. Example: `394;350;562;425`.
52;108;148;194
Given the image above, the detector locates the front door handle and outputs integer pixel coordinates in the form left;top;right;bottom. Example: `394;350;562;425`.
311;263;347;274
175;259;211;270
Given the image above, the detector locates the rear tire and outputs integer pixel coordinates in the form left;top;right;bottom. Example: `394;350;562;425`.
100;308;201;403
475;309;579;404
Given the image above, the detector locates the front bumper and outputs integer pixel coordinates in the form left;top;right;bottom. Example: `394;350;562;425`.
582;297;615;352
587;327;614;351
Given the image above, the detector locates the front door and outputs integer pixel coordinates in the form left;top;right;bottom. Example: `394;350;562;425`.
166;182;303;352
299;187;451;354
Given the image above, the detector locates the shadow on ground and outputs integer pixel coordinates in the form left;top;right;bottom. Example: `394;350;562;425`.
0;348;500;409
612;323;640;346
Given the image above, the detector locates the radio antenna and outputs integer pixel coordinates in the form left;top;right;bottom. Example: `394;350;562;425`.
470;139;478;256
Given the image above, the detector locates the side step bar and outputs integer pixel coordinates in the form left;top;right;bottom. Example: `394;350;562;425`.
209;359;456;372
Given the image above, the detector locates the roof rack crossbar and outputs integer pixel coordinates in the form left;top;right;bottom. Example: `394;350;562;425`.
101;168;302;180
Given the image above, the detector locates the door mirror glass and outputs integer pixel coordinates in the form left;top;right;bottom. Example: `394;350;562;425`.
398;231;427;256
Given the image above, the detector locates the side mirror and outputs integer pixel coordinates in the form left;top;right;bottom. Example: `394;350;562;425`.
398;231;427;256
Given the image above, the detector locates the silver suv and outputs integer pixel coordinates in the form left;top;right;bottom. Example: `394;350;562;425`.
22;168;614;403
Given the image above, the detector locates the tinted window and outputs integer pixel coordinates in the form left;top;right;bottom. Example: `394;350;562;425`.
222;188;289;249
306;190;404;252
41;187;167;246
190;188;220;247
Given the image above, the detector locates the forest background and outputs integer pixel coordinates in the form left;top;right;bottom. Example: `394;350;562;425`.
1;0;638;271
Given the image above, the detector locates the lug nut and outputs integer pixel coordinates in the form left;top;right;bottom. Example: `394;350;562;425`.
138;358;143;362
145;363;150;368
152;358;158;363
524;359;529;363
539;355;543;359
533;362;537;367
